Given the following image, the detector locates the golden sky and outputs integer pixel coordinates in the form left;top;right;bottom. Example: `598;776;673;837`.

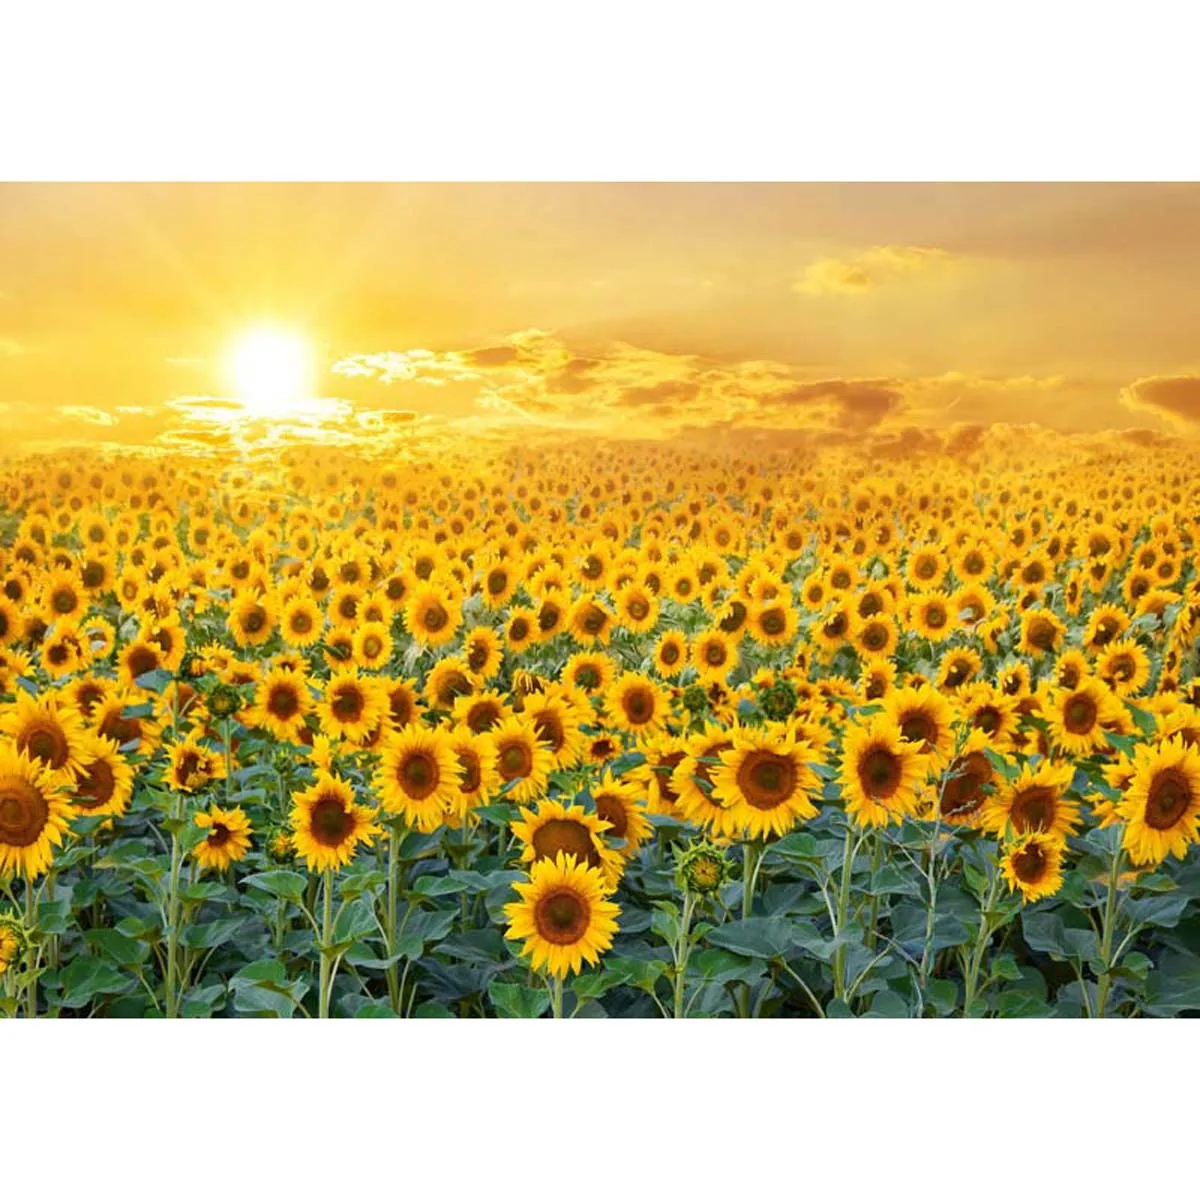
3;182;1200;455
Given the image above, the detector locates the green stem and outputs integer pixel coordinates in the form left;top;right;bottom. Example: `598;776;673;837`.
550;974;564;1019
1095;848;1124;1019
385;827;402;1013
741;840;764;919
672;892;697;1019
864;832;882;950
24;876;37;1019
832;823;859;1003
164;791;185;1019
319;869;334;1019
962;863;1003;1017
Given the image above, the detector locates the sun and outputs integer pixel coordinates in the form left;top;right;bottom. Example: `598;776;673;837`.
224;325;315;419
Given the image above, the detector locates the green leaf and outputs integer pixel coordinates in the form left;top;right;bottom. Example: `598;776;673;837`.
354;1003;399;1018
1125;891;1189;930
601;957;668;992
488;980;550;1018
57;956;134;1008
182;984;227;1018
1143;955;1200;1016
704;917;797;960
411;873;469;897
243;870;308;901
181;917;247;950
83;929;149;967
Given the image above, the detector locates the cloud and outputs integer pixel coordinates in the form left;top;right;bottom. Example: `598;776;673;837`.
794;245;956;294
58;405;117;426
1120;375;1200;428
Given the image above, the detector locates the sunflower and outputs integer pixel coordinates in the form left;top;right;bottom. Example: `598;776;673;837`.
670;726;741;838
426;658;476;710
0;691;88;780
280;594;324;648
588;771;654;859
1019;608;1065;658
404;582;462;647
490;716;553;803
1096;638;1151;698
563;650;615;696
884;684;956;764
463;626;503;679
228;590;277;649
652;631;688;679
290;772;381;872
166;731;227;793
839;715;925;828
1118;736;1200;866
632;734;688;817
981;761;1078;840
959;683;1022;749
1001;832;1066;903
690;629;738;684
524;688;587;769
446;727;501;819
452;689;511;734
936;729;998;827
710;724;820;839
1083;603;1129;652
192;805;253;872
605;673;669;737
855;614;898;660
0;744;73;879
376;725;461;832
510;800;623;891
117;636;165;686
938;647;982;692
245;666;313;742
318;669;384;744
71;733;135;819
41;567;86;623
568;595;614;646
91;688;163;756
503;853;621;979
40;625;85;680
908;591;955;643
1043;679;1120;756
750;599;799;648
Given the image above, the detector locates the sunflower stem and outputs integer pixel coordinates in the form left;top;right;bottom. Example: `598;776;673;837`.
164;790;185;1019
832;822;859;1004
550;974;564;1019
23;876;37;1019
319;868;334;1019
672;891;697;1019
385;826;402;1013
962;860;1003;1017
1095;847;1124;1018
741;840;764;919
864;832;883;951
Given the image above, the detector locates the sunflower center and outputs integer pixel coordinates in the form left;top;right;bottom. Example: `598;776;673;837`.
422;603;448;632
533;711;565;753
594;793;629;838
762;609;787;636
467;642;489;672
243;607;267;634
127;645;161;678
267;684;300;720
499;741;532;780
622;687;654;724
82;564;107;589
100;711;140;746
362;635;383;659
23;723;69;771
1064;695;1097;734
436;672;472;706
533;889;589;945
900;713;935;749
456;751;481;793
858;746;902;799
580;606;605;635
332;687;365;721
577;665;600;689
654;752;686;804
532;819;600;869
510;618;530;641
207;823;232;849
291;611;313;634
310;796;352;846
399;751;439;799
941;753;991;819
974;706;1000;734
74;757;117;809
1145;768;1194;830
862;623;888;651
0;778;49;847
1010;786;1057;834
719;600;747;633
1028;619;1056;650
660;642;681;666
1011;841;1047;883
924;605;947;629
737;750;797;810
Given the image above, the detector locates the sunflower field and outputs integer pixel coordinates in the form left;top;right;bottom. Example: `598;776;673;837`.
4;441;1200;1020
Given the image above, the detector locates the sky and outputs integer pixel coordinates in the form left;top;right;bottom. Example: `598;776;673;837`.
2;182;1200;456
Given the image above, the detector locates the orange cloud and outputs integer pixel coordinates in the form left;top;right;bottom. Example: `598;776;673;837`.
1120;375;1200;428
794;245;956;294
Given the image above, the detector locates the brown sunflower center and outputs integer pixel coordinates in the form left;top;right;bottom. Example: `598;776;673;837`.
456;751;482;793
576;665;600;689
660;642;681;666
533;889;589;945
242;606;267;634
941;753;992;819
579;606;606;635
857;746;902;799
900;712;935;749
290;610;313;634
704;641;727;666
1027;619;1056;650
126;645;161;678
421;603;448;632
1063;695;1097;734
719;600;747;634
332;686;365;721
1010;786;1057;834
268;683;301;720
22;721;69;771
762;609;787;636
207;823;232;849
1010;841;1048;883
75;757;116;810
467;642;489;673
498;741;532;780
399;751;439;799
533;710;565;753
531;819;600;869
621;686;654;725
0;777;50;846
594;793;629;838
1145;768;1194;831
654;752;686;804
923;605;947;629
310;796;352;846
737;750;797;810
